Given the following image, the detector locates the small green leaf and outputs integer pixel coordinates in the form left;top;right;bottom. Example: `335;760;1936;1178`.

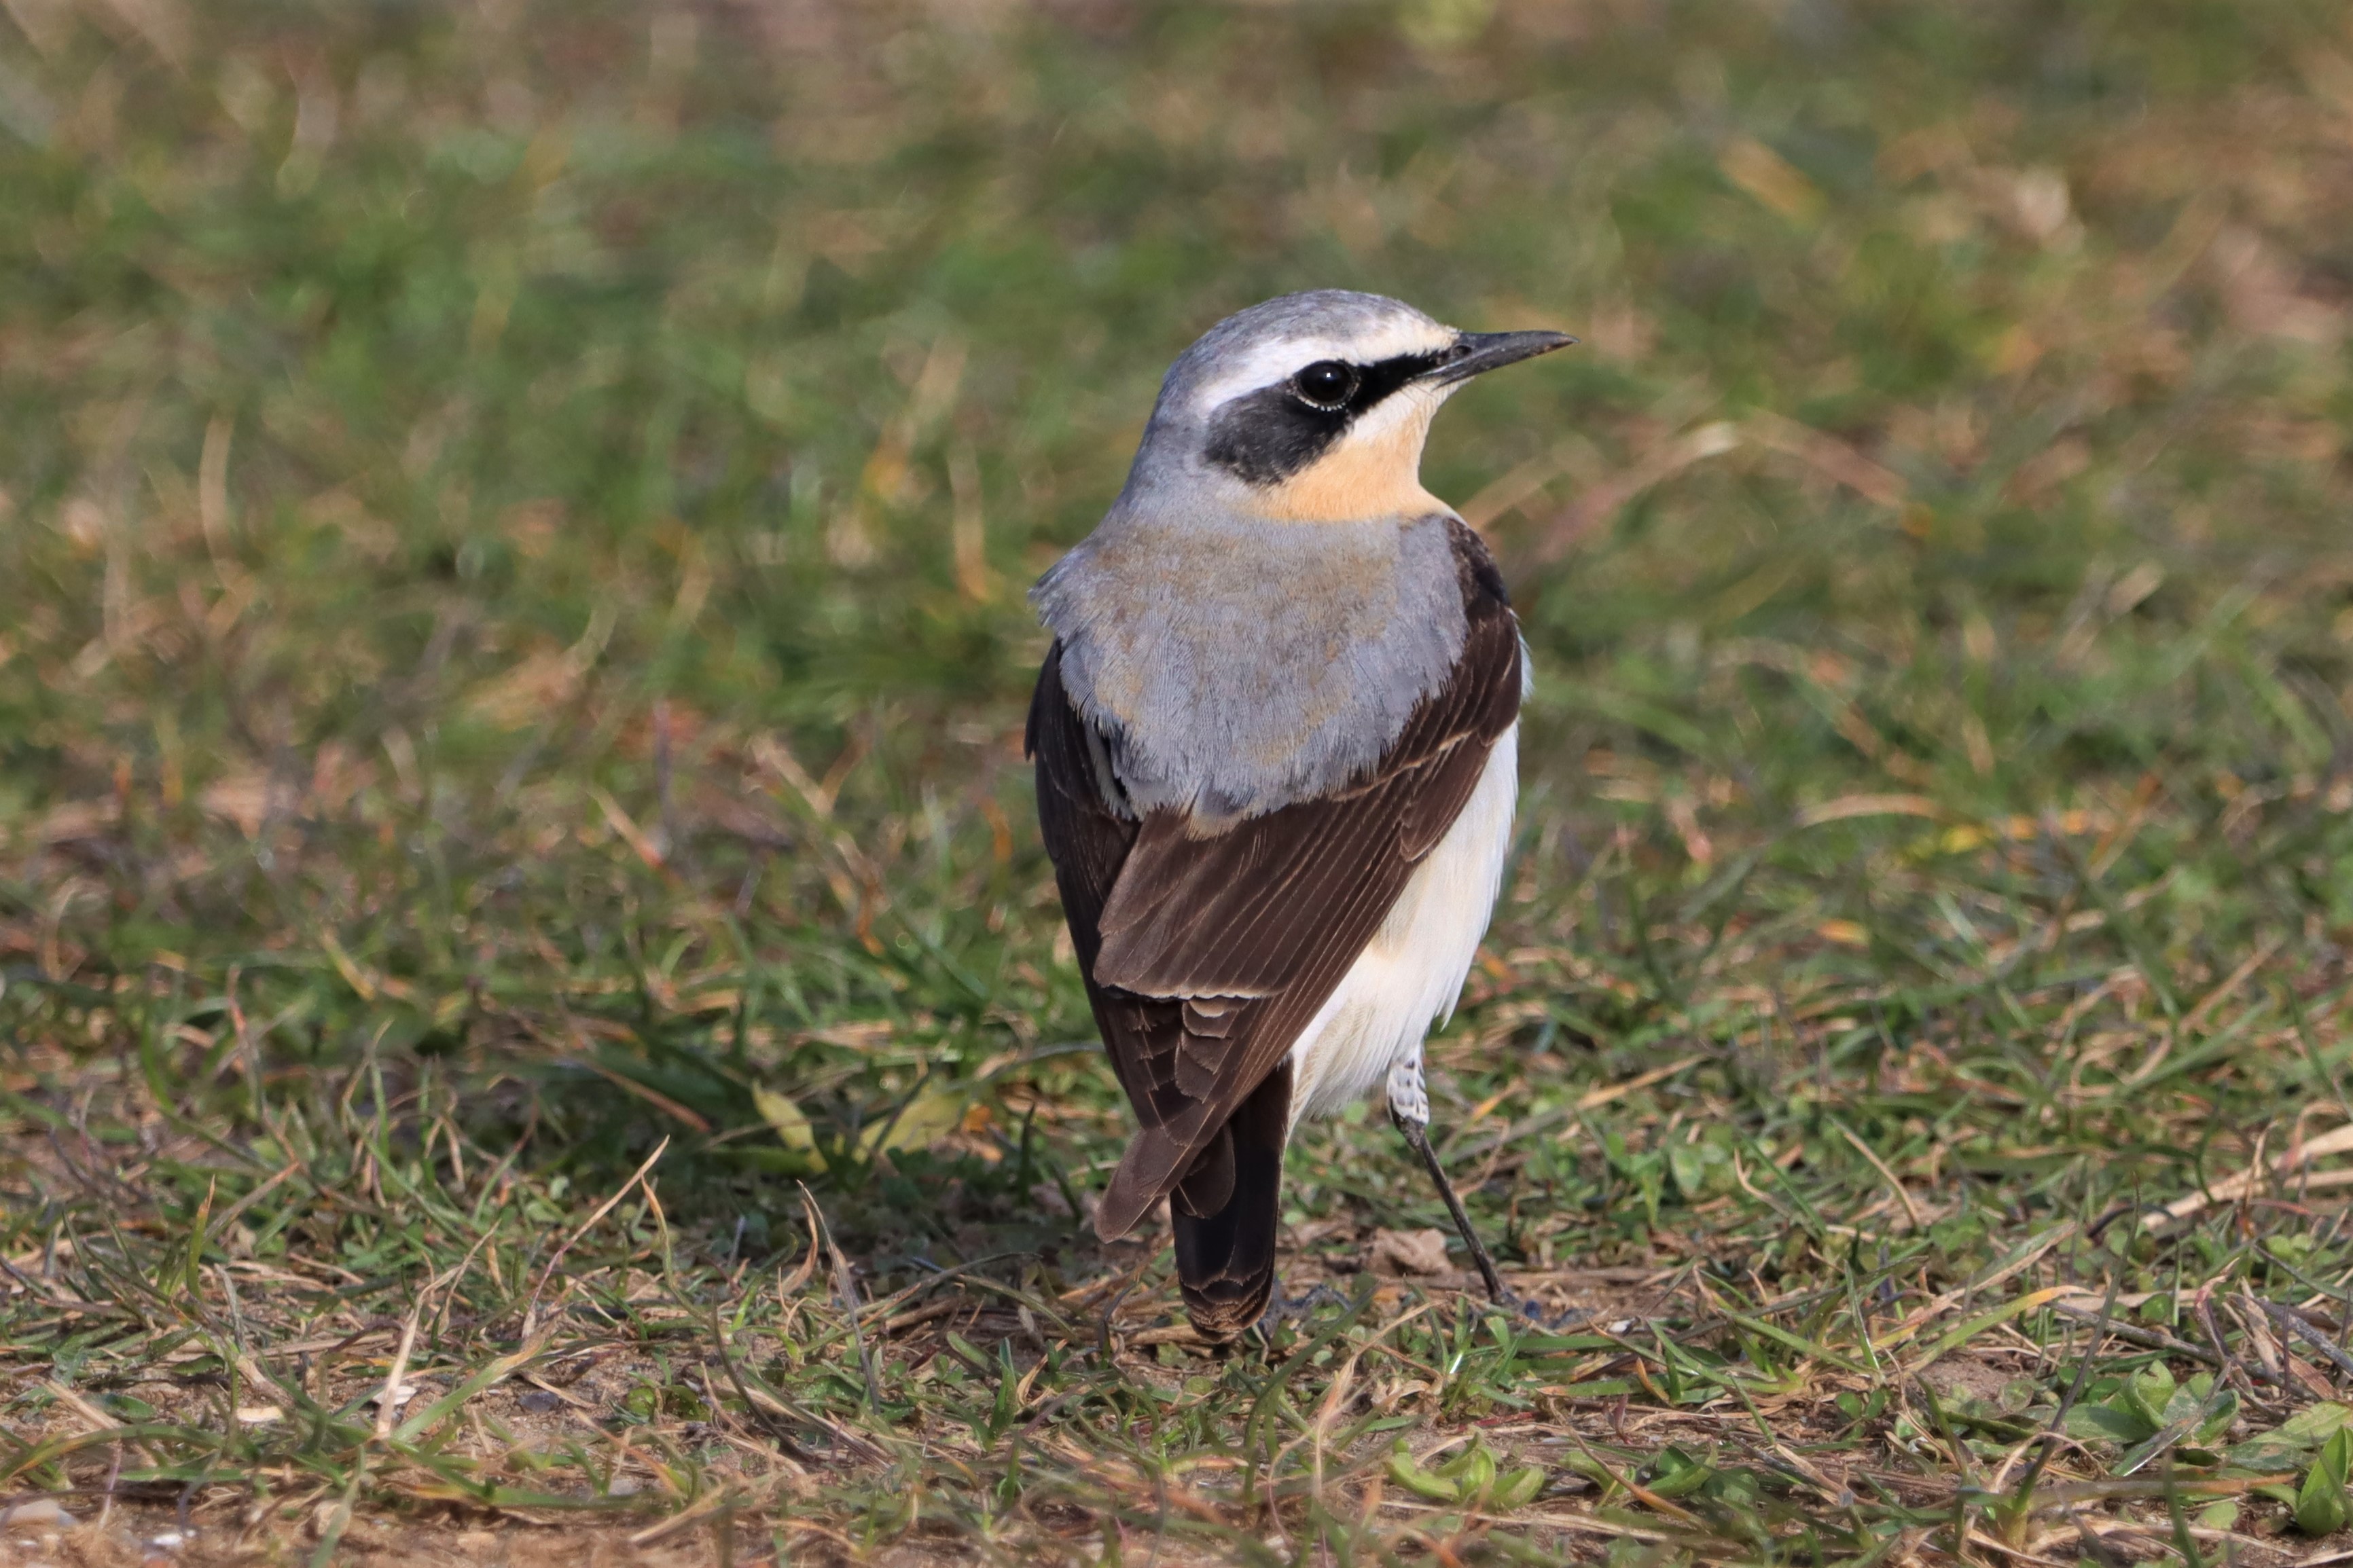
2297;1474;2348;1535
1441;1440;1496;1500
1644;1446;1714;1499
2161;1376;2209;1427
1561;1448;1619;1491
2123;1363;2176;1429
1491;1466;1547;1510
2295;1427;2352;1535
2115;1419;2195;1478
1666;1140;1710;1200
2279;1404;2353;1446
751;1087;827;1173
2322;1425;2352;1487
2066;1402;2158;1444
985;1342;1021;1442
1388;1441;1463;1502
859;1088;965;1156
2233;1436;2315;1470
2233;1404;2351;1470
2193;1389;2241;1446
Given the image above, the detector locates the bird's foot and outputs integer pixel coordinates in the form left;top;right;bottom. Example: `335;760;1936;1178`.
1488;1292;1592;1332
1258;1280;1353;1330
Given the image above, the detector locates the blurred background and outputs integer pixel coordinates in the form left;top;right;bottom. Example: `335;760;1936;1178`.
3;0;2351;1250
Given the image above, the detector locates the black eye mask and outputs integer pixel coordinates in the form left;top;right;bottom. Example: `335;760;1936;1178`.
1201;349;1451;486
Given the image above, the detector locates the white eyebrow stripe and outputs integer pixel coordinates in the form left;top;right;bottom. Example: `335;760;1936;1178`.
1187;319;1459;414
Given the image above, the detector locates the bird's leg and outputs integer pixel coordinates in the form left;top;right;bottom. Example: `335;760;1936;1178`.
1392;1110;1510;1303
1384;1056;1509;1306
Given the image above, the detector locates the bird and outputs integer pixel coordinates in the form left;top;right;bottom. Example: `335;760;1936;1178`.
1026;289;1571;1343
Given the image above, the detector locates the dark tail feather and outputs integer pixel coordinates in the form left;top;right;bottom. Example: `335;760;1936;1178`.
1170;1061;1292;1343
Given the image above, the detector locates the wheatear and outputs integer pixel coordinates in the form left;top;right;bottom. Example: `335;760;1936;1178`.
1027;290;1570;1341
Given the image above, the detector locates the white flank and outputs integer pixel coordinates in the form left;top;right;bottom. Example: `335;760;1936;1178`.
1287;721;1518;1125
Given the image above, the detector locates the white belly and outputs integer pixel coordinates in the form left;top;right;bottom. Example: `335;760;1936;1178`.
1287;722;1517;1126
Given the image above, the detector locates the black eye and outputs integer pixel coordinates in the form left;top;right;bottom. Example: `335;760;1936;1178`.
1291;360;1359;411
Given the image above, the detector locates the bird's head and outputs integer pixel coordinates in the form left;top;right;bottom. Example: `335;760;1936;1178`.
1130;291;1573;523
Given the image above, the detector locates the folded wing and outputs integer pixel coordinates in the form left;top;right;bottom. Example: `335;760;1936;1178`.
1028;524;1522;1245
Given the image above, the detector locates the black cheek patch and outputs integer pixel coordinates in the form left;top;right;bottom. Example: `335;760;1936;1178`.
1203;385;1349;486
1199;348;1455;488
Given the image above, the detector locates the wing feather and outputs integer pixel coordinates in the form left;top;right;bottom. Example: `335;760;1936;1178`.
1030;519;1522;1241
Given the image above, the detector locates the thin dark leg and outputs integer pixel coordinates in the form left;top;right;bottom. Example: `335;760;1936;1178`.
1390;1106;1509;1305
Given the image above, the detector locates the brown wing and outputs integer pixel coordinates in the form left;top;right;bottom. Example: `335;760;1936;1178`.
1029;522;1522;1242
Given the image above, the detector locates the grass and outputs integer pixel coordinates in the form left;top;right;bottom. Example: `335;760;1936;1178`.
3;0;2353;1560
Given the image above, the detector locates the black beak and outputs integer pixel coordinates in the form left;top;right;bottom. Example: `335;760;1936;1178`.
1420;329;1577;386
